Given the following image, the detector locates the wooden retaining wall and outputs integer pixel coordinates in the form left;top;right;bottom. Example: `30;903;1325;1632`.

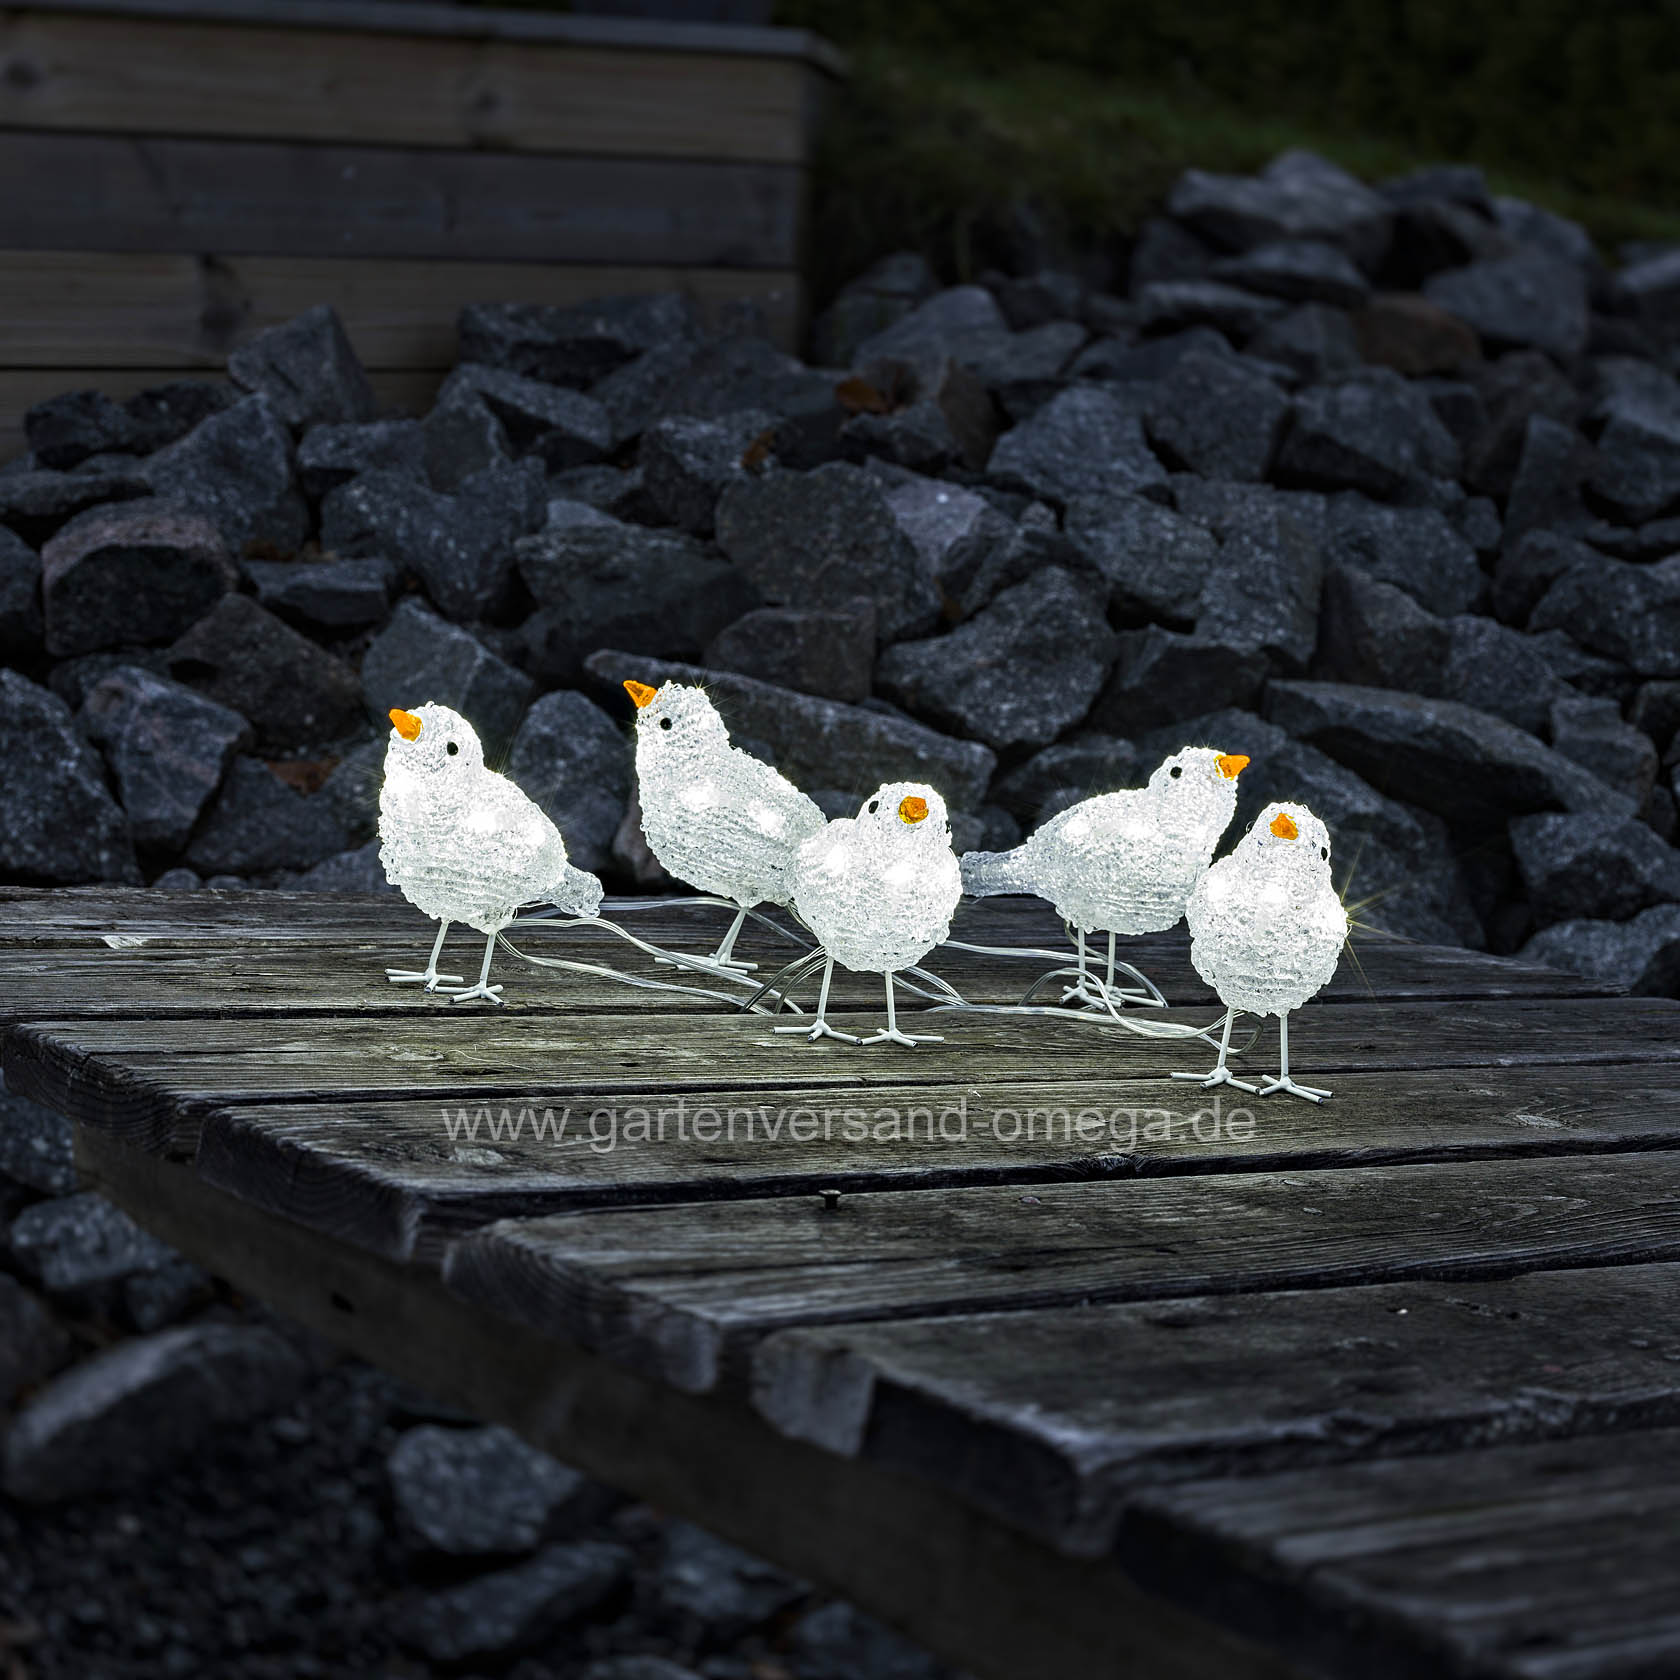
0;0;841;456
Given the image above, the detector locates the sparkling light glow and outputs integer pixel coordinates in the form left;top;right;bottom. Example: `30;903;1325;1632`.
1186;801;1346;1017
379;703;603;931
626;681;826;911
960;748;1248;935
793;783;963;974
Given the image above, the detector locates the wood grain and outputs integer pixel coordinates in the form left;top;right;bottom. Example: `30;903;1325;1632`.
73;1121;1296;1680
189;1064;1680;1265
13;0;847;73
9;995;1678;1157
0;252;801;368
0;11;826;162
0;887;1629;1001
0;133;802;267
441;1151;1680;1392
1122;1427;1680;1680
753;1263;1680;1555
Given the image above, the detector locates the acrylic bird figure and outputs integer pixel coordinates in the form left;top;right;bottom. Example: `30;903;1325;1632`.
1172;801;1347;1102
379;704;603;1004
624;678;826;969
959;747;1249;1005
781;781;963;1047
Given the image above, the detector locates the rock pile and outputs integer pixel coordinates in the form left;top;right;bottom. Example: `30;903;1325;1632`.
6;157;1680;989
0;177;1671;987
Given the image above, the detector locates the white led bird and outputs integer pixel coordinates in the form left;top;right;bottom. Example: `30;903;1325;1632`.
379;704;603;1004
959;747;1249;1003
781;782;963;1047
1173;801;1347;1102
624;678;826;969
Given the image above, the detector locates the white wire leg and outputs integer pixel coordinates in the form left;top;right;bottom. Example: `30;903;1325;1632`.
1170;1006;1259;1092
1059;928;1096;1003
1059;929;1164;1011
653;903;759;972
445;931;505;1006
772;955;859;1043
386;920;465;990
860;971;944;1048
1258;1013;1331;1102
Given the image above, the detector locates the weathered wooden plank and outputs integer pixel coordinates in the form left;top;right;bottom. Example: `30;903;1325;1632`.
0;251;801;367
0;133;802;267
71;1121;1297;1680
1120;1426;1680;1680
9;996;1679;1157
0;12;825;162
0;886;1627;1003
0;365;443;461
0;925;1621;1025
440;1151;1680;1393
190;1064;1680;1265
16;0;847;74
752;1263;1680;1557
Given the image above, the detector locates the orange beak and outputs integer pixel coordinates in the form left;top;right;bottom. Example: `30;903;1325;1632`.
388;708;422;741
898;795;929;824
1217;753;1249;780
1270;811;1299;840
623;679;658;709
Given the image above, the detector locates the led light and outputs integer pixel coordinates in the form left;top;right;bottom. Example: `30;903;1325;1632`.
625;680;825;912
1186;801;1346;1020
960;747;1246;938
378;702;604;1003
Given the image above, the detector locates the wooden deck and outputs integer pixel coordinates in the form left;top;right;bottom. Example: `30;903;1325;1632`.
2;885;1678;1680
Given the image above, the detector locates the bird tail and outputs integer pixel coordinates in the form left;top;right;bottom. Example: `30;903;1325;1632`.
551;862;604;919
960;846;1036;898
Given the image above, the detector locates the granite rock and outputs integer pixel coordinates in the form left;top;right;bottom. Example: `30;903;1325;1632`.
360;599;533;757
227;306;377;430
0;669;138;883
716;461;939;642
3;1324;309;1503
875;567;1117;751
40;502;235;656
167;593;362;750
504;689;632;876
585;650;995;808
80;664;252;852
1511;807;1680;925
184;757;352;875
142;394;309;556
704;604;875;703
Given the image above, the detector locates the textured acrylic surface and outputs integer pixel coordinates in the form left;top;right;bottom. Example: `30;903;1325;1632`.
793;782;963;975
1187;801;1347;1017
379;703;603;933
632;682;826;908
960;748;1243;934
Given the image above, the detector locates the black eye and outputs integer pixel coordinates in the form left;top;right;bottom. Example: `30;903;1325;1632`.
867;799;879;813
1320;845;1329;859
1170;765;1182;778
446;741;459;756
659;716;673;731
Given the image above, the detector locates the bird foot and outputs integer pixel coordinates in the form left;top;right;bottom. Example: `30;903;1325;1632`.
386;967;465;991
1170;1067;1259;1093
1258;1075;1331;1103
653;952;758;973
445;982;505;1006
772;1019;860;1044
1062;980;1157;1013
858;1028;943;1048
